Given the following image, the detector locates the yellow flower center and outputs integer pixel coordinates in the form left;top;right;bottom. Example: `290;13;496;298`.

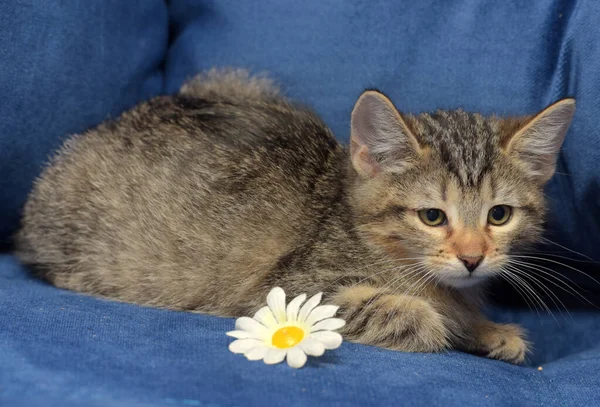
271;326;305;349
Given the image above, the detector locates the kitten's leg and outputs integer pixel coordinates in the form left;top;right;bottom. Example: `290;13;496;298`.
458;320;529;364
331;285;450;352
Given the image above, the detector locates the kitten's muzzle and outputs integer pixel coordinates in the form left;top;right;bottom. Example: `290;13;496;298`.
457;255;484;273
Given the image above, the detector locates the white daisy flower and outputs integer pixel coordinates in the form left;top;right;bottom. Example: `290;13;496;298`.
227;287;345;368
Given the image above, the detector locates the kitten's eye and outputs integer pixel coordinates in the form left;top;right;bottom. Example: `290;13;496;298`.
488;205;512;226
418;209;447;227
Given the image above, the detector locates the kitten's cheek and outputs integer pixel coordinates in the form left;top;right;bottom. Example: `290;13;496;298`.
365;233;411;259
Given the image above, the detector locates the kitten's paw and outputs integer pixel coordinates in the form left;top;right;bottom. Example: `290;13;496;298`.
480;323;529;364
382;295;450;353
335;286;450;353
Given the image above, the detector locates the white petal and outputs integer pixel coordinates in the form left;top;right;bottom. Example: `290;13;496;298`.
286;293;307;322
263;348;287;365
229;339;263;354
267;287;287;323
310;318;346;332
298;292;323;323
310;331;343;350
245;345;269;361
299;338;325;357
253;306;278;329
235;317;268;336
287;346;308;368
305;305;339;327
226;330;261;339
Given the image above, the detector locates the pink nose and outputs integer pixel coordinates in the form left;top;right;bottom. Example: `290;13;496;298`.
457;255;483;273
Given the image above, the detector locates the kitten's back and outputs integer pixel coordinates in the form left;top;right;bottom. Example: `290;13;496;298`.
17;69;345;313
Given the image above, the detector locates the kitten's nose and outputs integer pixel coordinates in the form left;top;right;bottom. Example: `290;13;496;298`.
458;255;483;273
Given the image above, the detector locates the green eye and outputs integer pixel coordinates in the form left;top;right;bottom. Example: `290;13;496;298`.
418;208;447;227
488;205;512;226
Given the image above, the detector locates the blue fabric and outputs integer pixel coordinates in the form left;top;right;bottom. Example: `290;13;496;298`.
1;0;600;406
0;0;168;247
2;254;600;407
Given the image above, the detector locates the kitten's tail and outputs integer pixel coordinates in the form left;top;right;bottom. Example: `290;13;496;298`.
179;68;282;103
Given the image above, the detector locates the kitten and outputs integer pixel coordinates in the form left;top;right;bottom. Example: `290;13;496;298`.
16;69;575;364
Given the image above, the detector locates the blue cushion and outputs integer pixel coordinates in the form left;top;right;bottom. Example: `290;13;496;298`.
0;0;168;247
1;254;600;406
2;0;600;406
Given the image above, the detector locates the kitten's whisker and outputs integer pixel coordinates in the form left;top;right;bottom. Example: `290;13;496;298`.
402;268;432;297
370;266;434;318
375;266;426;302
538;237;594;261
431;270;443;291
509;258;587;294
366;278;409;318
508;260;597;308
512;251;599;264
508;269;571;321
500;269;541;316
374;268;437;318
509;258;588;291
403;267;436;299
362;263;429;311
335;262;404;288
509;255;600;285
360;271;423;318
367;264;431;315
502;268;549;318
334;258;410;278
505;264;570;319
378;262;427;288
503;268;557;323
385;264;430;296
321;257;425;292
412;271;438;298
499;268;537;316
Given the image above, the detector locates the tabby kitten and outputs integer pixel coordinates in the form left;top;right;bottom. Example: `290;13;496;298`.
17;69;575;364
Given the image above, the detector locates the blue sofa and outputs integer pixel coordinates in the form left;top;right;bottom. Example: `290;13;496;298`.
1;1;599;406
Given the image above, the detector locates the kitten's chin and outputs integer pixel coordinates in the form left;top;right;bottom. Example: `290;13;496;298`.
440;275;488;289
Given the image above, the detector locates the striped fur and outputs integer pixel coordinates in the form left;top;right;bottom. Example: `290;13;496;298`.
16;70;574;364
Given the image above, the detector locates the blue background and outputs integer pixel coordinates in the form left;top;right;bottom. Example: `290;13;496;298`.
1;1;599;405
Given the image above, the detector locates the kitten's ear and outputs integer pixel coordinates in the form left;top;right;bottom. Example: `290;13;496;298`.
502;98;575;183
350;91;423;177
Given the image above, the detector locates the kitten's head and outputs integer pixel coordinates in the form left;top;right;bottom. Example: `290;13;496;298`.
349;91;575;288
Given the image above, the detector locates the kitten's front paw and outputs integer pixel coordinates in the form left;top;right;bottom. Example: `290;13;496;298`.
479;323;529;364
334;286;450;353
383;295;450;353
